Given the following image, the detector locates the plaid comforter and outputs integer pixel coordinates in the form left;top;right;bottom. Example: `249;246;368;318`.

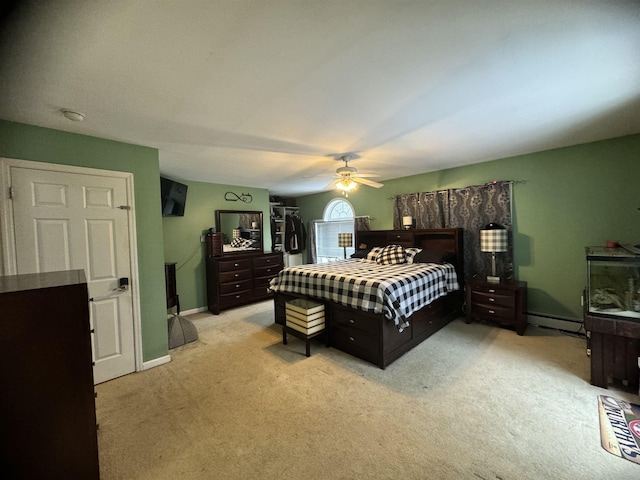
269;259;459;332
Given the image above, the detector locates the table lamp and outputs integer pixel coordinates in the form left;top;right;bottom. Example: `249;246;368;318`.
402;216;413;230
480;223;508;283
338;233;353;259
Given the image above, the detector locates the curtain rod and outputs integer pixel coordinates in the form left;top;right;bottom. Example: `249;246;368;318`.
388;180;525;199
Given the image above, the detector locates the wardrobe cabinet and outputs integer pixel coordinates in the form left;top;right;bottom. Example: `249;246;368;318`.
206;252;283;314
0;270;99;479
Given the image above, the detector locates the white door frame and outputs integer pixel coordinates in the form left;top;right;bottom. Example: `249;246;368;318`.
0;157;144;374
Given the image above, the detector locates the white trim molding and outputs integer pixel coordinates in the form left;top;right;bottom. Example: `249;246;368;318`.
142;355;171;370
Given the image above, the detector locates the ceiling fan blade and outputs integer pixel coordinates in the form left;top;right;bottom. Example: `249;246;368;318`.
324;178;341;190
354;177;384;188
353;173;381;178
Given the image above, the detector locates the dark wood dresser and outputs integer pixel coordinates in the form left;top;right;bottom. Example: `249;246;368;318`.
0;270;99;479
206;252;283;314
465;278;528;335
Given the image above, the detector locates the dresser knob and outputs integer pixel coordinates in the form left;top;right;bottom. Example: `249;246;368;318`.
489;298;495;302
349;336;355;342
489;289;495;293
349;319;355;324
489;310;495;314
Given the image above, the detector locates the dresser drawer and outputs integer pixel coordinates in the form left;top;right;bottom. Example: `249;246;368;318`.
471;290;515;309
254;275;276;291
220;289;253;309
332;307;378;335
219;279;252;295
219;258;252;272
254;264;281;278
219;268;252;283
253;254;282;269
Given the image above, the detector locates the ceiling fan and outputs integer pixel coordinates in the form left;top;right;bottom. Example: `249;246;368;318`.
324;154;384;191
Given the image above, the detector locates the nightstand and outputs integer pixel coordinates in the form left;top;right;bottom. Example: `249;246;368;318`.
465;279;528;335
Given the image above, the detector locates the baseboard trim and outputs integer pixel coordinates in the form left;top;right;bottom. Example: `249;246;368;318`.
166;306;208;319
142;354;171;371
527;313;583;334
181;306;208;316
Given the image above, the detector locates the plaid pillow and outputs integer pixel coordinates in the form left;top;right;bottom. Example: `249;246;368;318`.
362;246;383;263
404;247;422;264
376;244;407;265
230;237;244;247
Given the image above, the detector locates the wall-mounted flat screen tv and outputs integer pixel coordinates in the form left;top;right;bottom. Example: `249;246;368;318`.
160;176;188;217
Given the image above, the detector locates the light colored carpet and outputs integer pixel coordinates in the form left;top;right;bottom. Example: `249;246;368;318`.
96;301;640;479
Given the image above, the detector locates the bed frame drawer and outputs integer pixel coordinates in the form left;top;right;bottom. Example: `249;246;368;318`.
330;325;379;365
332;307;379;335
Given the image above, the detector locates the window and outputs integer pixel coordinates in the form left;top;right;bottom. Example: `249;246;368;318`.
314;199;355;263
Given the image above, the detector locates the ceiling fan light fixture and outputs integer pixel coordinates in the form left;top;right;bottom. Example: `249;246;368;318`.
336;178;357;191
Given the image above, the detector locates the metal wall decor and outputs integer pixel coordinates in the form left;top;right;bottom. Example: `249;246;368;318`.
224;192;253;203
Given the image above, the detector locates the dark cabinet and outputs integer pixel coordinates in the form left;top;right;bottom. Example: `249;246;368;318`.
206;252;283;314
165;262;180;313
0;270;99;479
465;279;528;335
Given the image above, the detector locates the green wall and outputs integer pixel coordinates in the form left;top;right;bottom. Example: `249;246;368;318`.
3;117;638;328
0;120;168;362
162;181;271;312
296;134;640;321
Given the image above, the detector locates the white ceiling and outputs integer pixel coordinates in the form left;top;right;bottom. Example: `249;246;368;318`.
1;1;639;197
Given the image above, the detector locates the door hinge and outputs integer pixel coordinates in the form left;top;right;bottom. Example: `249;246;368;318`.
118;205;131;210
9;186;14;199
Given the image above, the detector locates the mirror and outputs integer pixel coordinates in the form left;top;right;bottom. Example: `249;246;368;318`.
215;210;263;255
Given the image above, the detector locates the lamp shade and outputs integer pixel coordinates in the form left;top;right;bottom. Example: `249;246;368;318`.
480;224;508;252
338;233;353;247
402;216;413;227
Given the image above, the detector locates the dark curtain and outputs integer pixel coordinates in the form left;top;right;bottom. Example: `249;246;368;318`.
238;213;261;229
394;191;449;229
308;220;319;264
393;182;512;280
354;215;370;232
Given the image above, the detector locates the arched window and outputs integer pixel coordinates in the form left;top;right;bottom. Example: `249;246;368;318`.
314;198;355;262
323;198;354;221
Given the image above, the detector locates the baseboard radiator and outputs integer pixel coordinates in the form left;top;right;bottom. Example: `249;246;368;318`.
526;312;584;334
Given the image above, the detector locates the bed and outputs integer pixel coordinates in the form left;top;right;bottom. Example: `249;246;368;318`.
270;228;464;368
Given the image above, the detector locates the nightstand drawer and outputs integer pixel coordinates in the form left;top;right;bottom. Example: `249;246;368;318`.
471;290;515;309
472;303;513;321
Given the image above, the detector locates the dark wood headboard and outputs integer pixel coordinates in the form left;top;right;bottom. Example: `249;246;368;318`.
355;228;464;281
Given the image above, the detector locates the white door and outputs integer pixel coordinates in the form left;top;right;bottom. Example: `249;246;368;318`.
8;164;136;384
